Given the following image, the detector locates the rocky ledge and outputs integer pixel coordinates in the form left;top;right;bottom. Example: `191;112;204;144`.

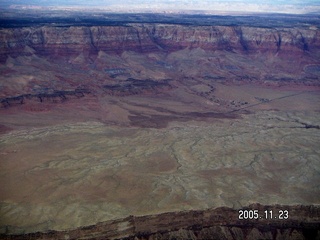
0;88;90;108
1;204;319;240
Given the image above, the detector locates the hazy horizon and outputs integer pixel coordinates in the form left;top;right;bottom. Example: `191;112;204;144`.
1;0;320;14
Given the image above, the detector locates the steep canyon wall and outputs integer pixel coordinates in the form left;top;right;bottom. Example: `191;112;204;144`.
1;24;319;59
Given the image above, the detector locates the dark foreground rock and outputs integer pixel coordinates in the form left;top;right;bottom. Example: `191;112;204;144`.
1;204;319;240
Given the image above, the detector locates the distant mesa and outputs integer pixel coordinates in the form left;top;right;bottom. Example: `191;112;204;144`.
1;22;319;62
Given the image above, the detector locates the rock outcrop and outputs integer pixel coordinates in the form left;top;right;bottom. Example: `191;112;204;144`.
0;89;90;108
1;204;319;240
0;24;319;60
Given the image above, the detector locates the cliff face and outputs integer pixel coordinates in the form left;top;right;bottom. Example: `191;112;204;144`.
0;24;319;59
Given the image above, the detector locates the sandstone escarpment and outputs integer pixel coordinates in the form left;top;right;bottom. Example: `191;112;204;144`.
0;24;319;60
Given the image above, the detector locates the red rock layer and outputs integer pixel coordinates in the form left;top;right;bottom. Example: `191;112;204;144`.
0;24;319;60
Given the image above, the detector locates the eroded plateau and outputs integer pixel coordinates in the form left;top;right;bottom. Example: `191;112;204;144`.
0;13;320;239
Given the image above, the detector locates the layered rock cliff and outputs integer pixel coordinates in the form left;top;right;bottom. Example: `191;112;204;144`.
1;24;319;60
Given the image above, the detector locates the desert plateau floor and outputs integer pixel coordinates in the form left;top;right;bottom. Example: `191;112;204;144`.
0;82;319;234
